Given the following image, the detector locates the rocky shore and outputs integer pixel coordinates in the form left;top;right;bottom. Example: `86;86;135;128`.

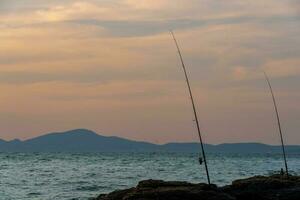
94;174;300;200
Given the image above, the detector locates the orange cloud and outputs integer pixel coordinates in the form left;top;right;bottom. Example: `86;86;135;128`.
0;0;299;144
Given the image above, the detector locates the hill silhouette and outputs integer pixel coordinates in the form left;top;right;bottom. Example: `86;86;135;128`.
0;129;299;153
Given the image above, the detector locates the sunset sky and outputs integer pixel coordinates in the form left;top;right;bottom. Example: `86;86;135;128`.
0;0;299;144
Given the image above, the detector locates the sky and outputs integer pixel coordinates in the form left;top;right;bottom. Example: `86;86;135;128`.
0;0;299;144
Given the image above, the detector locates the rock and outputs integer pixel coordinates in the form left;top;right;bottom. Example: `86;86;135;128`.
94;175;300;200
132;180;229;200
223;174;300;200
95;180;232;200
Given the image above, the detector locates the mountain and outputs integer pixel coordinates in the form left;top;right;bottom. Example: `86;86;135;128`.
0;129;299;153
0;129;157;152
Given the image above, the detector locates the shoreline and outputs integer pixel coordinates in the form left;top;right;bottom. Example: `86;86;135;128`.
93;174;300;200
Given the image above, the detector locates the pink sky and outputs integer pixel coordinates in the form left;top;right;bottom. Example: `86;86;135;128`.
0;0;299;144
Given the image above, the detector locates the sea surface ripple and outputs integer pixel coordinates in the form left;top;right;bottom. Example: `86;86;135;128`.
0;152;299;200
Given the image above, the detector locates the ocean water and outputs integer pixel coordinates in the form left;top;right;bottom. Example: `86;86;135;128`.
0;152;299;200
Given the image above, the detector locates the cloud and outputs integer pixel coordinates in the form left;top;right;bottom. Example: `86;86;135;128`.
264;59;300;78
0;0;299;144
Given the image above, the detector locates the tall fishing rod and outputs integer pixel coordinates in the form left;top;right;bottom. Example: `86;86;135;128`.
170;31;211;184
263;71;289;176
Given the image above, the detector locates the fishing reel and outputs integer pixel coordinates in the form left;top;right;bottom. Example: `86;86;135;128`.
198;156;203;165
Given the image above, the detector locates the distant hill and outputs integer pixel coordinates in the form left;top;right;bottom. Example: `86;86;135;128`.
0;129;157;152
0;129;299;153
164;142;300;154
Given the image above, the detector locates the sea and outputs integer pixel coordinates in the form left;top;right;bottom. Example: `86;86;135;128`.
0;152;299;200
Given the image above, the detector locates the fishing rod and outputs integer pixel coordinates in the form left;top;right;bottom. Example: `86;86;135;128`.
170;30;211;184
263;71;289;176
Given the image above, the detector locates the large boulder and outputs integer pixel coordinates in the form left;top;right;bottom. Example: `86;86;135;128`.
96;180;234;200
222;175;300;200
